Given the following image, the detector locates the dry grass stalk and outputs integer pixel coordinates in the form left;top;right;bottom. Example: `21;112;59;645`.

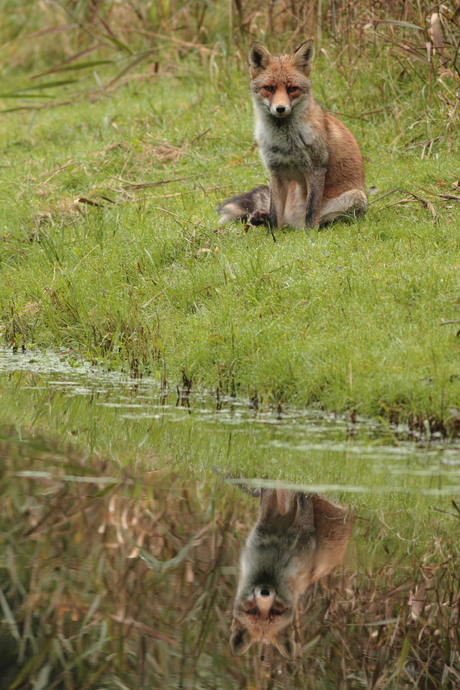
1;2;459;92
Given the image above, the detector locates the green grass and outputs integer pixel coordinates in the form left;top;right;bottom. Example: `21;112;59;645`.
1;38;460;431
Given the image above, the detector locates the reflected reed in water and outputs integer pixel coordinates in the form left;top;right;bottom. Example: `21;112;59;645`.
1;428;459;689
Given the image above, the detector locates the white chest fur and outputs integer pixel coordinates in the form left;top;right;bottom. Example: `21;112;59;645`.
254;106;325;175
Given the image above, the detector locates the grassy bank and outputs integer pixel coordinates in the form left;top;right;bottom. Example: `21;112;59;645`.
1;5;460;430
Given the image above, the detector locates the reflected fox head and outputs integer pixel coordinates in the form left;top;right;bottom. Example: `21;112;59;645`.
230;489;353;660
248;40;315;119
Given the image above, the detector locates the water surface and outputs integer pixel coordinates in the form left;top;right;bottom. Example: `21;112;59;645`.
1;348;459;689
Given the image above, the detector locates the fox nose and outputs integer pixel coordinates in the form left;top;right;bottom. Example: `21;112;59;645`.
255;585;275;599
276;106;286;114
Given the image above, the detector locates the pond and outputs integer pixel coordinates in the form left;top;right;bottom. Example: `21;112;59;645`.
1;348;459;689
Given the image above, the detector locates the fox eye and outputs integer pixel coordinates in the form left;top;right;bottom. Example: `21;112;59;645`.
270;608;283;616
245;607;258;616
287;86;300;95
262;85;275;93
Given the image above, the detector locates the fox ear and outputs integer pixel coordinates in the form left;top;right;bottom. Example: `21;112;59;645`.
230;620;255;656
272;626;296;661
249;42;272;75
292;39;315;73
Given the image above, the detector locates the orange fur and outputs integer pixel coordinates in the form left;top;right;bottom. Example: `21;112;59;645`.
218;40;367;229
230;490;353;660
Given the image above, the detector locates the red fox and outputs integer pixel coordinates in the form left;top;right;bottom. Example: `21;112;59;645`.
230;489;353;660
218;40;367;229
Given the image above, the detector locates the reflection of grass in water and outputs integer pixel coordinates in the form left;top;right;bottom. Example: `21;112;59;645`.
0;429;243;689
1;371;460;515
1;430;459;688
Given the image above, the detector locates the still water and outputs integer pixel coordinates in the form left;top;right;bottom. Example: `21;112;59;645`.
1;349;459;689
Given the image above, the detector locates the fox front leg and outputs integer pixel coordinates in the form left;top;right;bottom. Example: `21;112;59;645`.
305;168;326;228
268;174;289;229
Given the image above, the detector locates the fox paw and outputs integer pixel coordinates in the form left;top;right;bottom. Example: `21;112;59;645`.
249;209;270;226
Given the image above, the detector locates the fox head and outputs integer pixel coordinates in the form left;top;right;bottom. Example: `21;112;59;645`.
230;490;353;661
249;40;315;119
230;583;297;660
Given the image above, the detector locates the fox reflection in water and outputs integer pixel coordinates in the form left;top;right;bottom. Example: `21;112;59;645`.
230;489;353;661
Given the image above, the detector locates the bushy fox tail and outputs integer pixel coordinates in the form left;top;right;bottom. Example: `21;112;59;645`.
217;185;367;227
217;186;269;225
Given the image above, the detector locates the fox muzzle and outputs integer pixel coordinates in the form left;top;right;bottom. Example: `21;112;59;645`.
254;585;276;616
270;104;291;118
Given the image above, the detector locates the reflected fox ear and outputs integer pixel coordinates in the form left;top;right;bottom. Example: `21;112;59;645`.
249;42;272;75
230;620;255;656
292;39;315;73
272;626;296;661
